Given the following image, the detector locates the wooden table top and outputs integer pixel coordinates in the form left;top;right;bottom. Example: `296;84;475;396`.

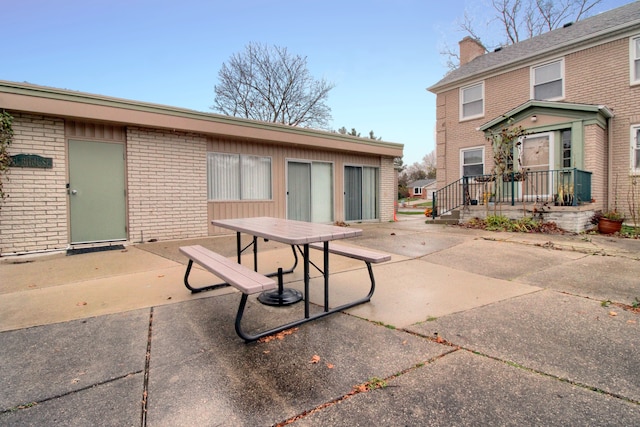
211;217;362;245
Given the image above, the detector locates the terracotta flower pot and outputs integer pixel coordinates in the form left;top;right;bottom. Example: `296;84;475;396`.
598;218;623;234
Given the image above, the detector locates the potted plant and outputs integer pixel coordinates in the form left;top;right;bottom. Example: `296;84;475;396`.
592;210;624;234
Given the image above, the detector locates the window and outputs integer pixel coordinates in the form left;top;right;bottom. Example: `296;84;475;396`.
460;82;484;120
531;59;564;100
207;153;272;200
413;186;423;196
561;129;572;168
460;147;484;177
632;126;640;174
631;36;640;85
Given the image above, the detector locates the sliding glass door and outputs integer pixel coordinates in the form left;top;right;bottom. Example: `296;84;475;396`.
287;160;333;222
345;165;379;221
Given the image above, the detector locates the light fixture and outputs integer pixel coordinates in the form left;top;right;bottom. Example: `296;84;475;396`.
531;115;538;122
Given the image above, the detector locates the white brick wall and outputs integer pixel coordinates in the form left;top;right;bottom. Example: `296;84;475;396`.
0;113;67;255
126;127;208;242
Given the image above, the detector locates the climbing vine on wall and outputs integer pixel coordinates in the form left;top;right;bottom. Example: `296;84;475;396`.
0;110;14;204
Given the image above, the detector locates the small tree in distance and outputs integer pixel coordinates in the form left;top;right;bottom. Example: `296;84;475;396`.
337;127;382;140
213;42;335;129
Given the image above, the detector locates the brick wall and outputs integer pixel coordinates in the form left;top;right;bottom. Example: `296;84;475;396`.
126;127;208;243
434;35;640;219
379;156;395;222
1;113;68;255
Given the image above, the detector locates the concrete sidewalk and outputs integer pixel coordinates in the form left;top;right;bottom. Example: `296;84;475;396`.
1;219;639;425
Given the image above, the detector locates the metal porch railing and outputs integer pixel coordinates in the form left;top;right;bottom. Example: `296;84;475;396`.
432;168;592;219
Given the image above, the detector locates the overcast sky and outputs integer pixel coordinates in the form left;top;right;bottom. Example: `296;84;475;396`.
3;0;632;165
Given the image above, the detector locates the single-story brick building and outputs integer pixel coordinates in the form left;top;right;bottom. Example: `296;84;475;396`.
408;178;436;201
0;81;403;256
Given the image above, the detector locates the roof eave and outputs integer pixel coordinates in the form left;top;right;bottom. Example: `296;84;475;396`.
0;80;404;157
478;100;614;131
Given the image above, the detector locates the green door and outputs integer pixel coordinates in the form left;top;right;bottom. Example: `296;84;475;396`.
68;140;127;243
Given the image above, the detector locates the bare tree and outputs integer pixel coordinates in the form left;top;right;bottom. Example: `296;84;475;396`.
422;150;437;179
493;0;603;44
213;42;335;129
441;0;603;69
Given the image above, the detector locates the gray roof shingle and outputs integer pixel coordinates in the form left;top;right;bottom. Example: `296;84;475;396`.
408;179;436;187
428;1;640;92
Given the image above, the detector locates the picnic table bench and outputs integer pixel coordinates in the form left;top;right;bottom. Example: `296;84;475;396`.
308;241;391;289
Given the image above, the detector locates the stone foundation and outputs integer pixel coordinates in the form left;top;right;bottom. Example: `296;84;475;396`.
458;204;598;233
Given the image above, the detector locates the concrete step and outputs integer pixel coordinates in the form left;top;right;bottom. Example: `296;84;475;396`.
427;209;460;225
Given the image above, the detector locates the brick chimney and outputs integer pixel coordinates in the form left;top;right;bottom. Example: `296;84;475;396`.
459;36;486;66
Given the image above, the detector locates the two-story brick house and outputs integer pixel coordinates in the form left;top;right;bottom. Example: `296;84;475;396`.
428;1;640;232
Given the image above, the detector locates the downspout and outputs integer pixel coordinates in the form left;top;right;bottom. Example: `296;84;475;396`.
607;116;613;211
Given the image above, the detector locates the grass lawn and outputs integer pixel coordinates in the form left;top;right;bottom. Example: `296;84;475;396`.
398;211;427;216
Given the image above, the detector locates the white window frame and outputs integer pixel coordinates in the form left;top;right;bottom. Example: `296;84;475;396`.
460;146;485;179
459;82;484;121
413;186;423;196
631;125;640;175
207;152;272;201
630;35;640;86
531;59;564;101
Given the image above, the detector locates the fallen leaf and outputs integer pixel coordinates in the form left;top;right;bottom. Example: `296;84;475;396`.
310;355;320;364
28;284;37;288
436;336;445;343
157;275;165;278
326;363;334;369
263;350;270;354
627;319;636;324
609;311;618;316
258;327;299;343
402;340;407;345
353;384;368;393
76;301;87;306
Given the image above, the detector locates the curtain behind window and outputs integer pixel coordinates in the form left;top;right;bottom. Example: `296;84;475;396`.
208;153;239;200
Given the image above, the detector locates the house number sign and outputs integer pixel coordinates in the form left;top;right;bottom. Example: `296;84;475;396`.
10;154;53;169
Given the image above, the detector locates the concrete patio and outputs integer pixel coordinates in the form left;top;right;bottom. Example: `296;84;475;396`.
1;218;638;425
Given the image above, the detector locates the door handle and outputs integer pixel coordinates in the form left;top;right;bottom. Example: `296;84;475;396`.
71;189;78;195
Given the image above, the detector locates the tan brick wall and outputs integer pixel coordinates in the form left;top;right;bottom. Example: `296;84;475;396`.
379;156;395;222
1;113;68;255
435;35;640;218
126;127;208;243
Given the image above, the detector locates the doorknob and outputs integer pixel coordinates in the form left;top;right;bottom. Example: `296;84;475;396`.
71;189;78;195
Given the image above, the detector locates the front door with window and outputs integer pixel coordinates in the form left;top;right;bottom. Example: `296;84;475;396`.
519;133;553;201
68;140;127;244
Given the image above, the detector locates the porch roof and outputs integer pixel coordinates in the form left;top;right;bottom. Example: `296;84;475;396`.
477;100;614;132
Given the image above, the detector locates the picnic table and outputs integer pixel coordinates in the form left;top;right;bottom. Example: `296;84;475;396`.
181;217;390;342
